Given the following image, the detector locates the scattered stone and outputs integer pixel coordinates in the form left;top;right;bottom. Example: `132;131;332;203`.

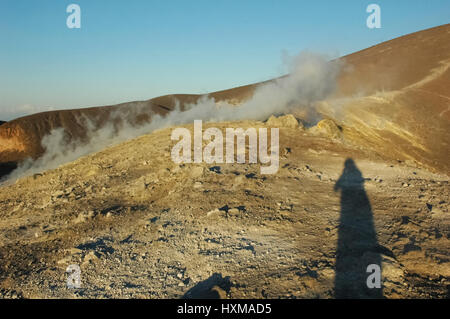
193;182;203;189
281;148;292;158
51;190;64;199
430;206;446;220
266;114;301;129
209;166;222;174
74;210;96;224
57;256;73;265
206;209;220;217
382;255;405;284
171;165;181;173
312;119;342;139
67;248;83;255
83;251;100;265
233;175;245;186
190;166;204;178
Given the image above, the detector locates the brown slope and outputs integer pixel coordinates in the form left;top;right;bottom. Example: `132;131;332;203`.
330;24;450;173
337;24;450;96
192;24;450;102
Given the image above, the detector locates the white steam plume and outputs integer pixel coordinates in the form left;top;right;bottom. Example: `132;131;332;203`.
4;51;342;182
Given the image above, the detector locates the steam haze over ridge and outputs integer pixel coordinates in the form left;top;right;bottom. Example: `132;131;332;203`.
2;23;450;181
5;52;342;181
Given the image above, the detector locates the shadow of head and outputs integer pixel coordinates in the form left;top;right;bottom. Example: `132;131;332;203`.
334;158;365;191
182;273;231;299
343;158;363;180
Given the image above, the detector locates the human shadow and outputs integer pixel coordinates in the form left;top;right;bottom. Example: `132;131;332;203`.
333;158;382;298
182;273;231;299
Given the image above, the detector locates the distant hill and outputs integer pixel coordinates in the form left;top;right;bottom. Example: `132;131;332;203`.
0;95;196;165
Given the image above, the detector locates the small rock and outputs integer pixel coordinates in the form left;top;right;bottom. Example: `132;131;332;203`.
67;248;83;255
52;190;64;198
74;211;96;223
57;256;72;265
266;114;301;129
209;166;222;174
206;209;220;217
193;182;203;189
171;165;181;173
190;166;204;178
83;251;100;265
313;119;341;139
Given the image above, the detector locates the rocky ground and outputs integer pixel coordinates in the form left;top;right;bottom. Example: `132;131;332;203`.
0;116;448;299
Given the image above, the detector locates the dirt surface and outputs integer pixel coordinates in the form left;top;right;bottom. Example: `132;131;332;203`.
0;118;448;299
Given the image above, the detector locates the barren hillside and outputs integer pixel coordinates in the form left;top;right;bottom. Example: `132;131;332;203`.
0;117;448;298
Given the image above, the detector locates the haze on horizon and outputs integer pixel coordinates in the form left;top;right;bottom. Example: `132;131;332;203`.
0;0;449;121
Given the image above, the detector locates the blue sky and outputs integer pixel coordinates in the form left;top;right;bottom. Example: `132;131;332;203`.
0;0;449;120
